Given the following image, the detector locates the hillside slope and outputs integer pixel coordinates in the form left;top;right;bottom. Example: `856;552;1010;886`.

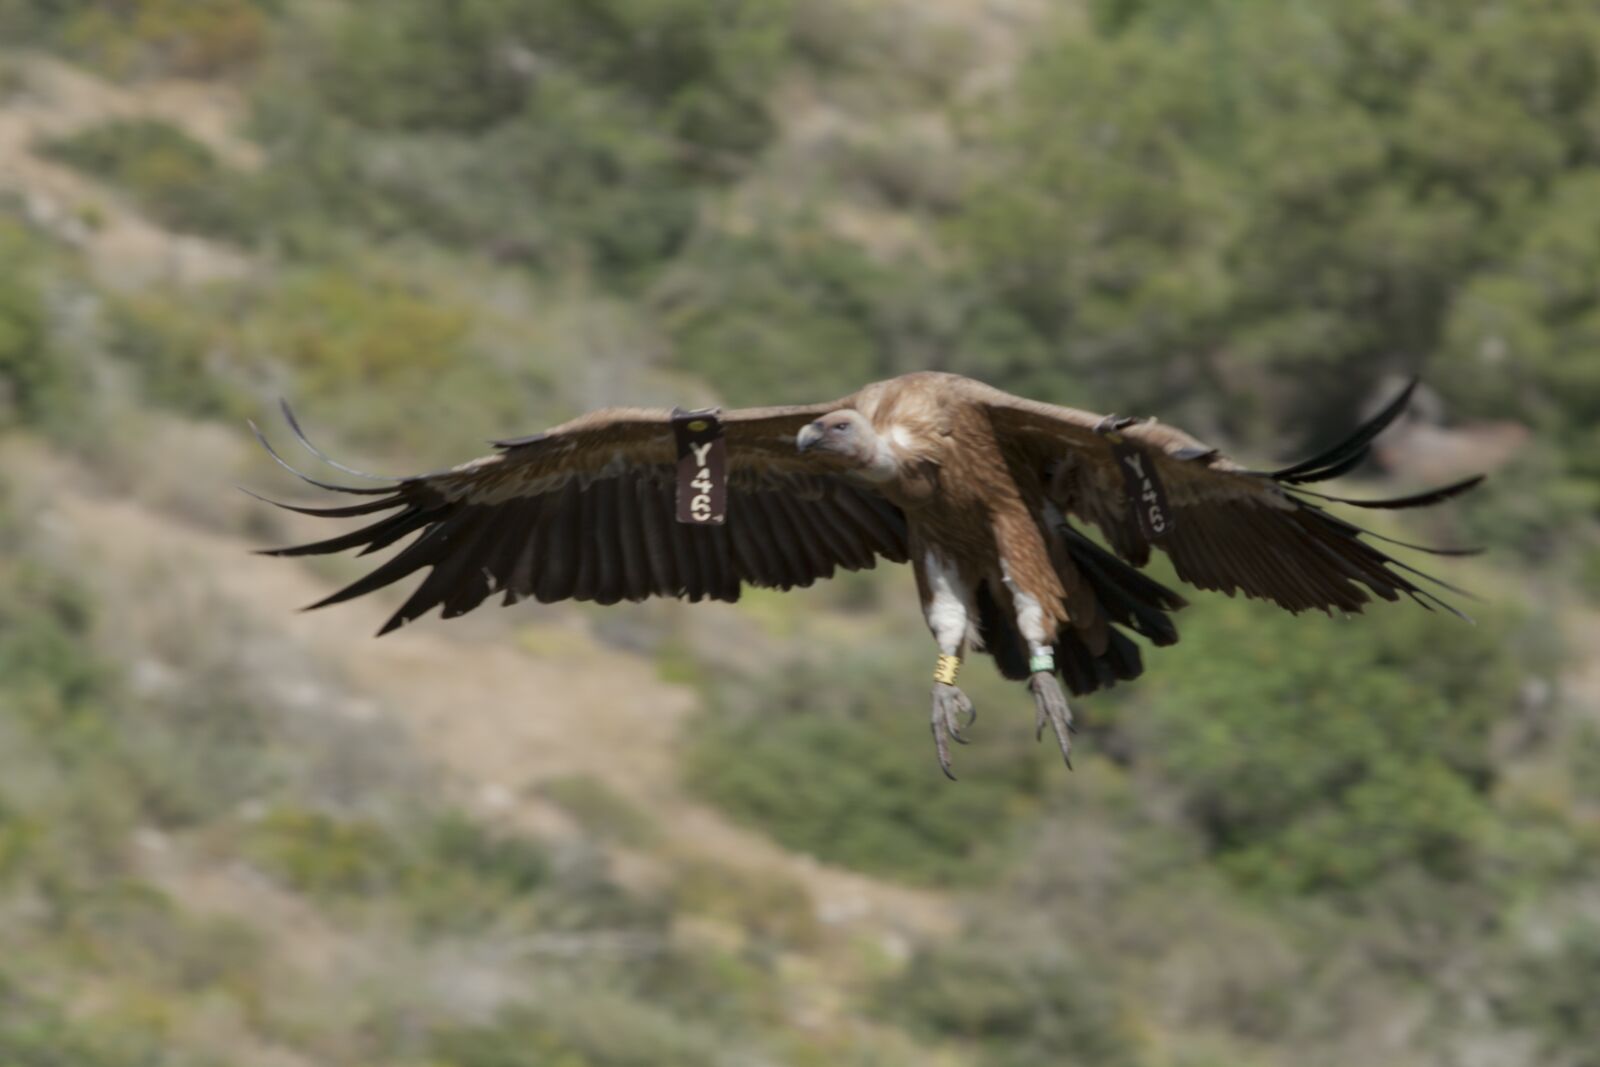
4;4;1600;1065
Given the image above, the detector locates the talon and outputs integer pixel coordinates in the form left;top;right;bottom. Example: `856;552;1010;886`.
930;684;974;780
1028;671;1075;770
931;720;957;780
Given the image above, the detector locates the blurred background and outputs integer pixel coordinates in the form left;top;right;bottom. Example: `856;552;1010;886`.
1;0;1598;1064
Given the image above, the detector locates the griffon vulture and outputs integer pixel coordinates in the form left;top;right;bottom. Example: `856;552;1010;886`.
250;372;1479;778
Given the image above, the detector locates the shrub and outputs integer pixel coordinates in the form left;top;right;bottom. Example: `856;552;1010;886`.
1;0;271;78
102;291;249;419
238;262;551;456
1451;439;1600;563
0;556;110;737
885;921;1142;1067
0;796;39;883
310;0;789;155
248;75;703;283
1501;922;1600;1067
660;227;898;405
0;977;174;1067
540;776;659;847
243;807;408;899
404;812;555;933
100;263;532;459
243;807;550;916
1109;586;1544;895
660;226;1065;411
237;804;676;939
250;266;470;393
58;882;267;999
668;857;818;950
40;118;259;241
244;0;793;285
688;645;1051;885
431;987;728;1067
0;223;69;430
0;56;25;101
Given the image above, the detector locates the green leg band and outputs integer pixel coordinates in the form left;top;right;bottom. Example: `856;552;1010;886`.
1029;651;1055;674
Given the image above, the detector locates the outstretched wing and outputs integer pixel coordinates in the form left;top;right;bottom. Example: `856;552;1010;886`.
249;399;909;634
968;379;1481;617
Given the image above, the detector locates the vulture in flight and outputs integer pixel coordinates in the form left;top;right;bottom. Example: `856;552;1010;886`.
250;372;1480;778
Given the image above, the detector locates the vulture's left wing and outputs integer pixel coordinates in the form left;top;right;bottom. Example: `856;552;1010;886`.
970;379;1481;617
249;399;909;634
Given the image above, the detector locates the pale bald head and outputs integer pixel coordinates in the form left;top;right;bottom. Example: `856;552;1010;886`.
795;409;878;463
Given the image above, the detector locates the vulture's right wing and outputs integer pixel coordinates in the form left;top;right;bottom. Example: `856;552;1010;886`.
969;379;1482;618
249;399;909;633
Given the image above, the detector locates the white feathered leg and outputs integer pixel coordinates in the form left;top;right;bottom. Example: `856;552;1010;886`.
1004;559;1074;769
924;551;979;780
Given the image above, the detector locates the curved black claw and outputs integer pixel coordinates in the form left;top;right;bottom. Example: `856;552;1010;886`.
930;684;976;781
1029;672;1075;770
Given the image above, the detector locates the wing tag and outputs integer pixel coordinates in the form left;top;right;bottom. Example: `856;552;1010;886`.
671;407;727;525
1099;422;1175;542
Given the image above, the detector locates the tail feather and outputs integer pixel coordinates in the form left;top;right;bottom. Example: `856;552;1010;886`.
1060;526;1186;647
975;582;1031;680
1054;626;1144;696
973;522;1186;694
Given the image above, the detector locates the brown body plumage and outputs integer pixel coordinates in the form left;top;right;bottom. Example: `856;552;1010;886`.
250;371;1480;777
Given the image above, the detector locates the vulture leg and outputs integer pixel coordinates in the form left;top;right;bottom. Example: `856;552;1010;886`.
1002;559;1077;770
920;551;980;780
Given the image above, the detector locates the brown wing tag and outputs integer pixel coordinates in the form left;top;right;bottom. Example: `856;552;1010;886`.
671;407;727;525
1099;421;1175;542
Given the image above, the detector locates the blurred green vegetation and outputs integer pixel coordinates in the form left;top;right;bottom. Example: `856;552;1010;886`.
885;927;1140;1067
14;0;1600;511
221;0;794;280
0;0;273;78
1109;594;1532;895
0;976;175;1067
41;118;259;241
101;288;250;420
1504;921;1600;1067
430;991;728;1067
0;220;73;431
952;0;1600;441
690;646;1051;885
540;775;660;848
2;0;1600;1065
0;477;875;1063
689;584;1553;896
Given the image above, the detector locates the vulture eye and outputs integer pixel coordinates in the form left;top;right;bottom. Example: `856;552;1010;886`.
831;422;848;433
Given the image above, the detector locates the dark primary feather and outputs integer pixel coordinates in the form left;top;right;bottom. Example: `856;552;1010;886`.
248;420;393;496
1268;377;1418;484
1290;474;1484;511
280;399;396;482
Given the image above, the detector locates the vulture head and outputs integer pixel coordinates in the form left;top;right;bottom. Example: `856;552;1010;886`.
796;409;897;479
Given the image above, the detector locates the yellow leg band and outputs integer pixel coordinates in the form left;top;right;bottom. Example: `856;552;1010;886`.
933;654;961;687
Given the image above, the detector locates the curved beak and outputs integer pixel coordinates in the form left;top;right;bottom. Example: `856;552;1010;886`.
796;422;824;453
